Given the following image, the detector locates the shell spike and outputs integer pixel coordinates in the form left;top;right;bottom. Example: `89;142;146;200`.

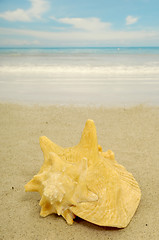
79;119;99;165
40;136;64;161
25;174;46;196
80;119;98;147
62;209;76;225
25;176;42;193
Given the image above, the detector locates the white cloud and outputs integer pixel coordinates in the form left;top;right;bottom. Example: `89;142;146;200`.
0;0;49;22
0;14;158;46
0;38;40;46
0;27;159;46
53;17;111;32
126;15;138;25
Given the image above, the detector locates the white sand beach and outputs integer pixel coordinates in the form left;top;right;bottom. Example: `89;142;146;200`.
0;103;159;239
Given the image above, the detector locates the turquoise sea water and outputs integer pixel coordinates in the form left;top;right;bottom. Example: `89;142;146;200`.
1;47;159;54
0;47;159;106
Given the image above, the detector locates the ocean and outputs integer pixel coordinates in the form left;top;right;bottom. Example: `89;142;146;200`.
0;47;159;106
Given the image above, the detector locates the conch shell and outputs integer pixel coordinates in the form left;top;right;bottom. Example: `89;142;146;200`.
25;119;141;228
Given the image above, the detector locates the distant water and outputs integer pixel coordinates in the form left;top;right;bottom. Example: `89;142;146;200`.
0;47;159;106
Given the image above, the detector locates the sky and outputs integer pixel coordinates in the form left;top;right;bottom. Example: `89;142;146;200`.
0;0;159;47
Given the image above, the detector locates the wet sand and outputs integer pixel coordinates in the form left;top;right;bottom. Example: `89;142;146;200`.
0;103;159;239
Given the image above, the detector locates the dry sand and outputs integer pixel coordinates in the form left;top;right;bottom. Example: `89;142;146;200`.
0;103;159;240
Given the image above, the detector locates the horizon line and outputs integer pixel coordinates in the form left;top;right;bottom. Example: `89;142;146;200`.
0;46;159;49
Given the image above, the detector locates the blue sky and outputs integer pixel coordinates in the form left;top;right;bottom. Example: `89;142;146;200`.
0;0;159;47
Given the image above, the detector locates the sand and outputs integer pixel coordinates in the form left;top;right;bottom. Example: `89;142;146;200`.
0;103;159;240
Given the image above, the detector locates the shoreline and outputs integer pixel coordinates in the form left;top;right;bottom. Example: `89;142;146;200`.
0;103;159;239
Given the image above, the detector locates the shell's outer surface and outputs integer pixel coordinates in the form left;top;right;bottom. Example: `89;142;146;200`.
25;119;141;228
